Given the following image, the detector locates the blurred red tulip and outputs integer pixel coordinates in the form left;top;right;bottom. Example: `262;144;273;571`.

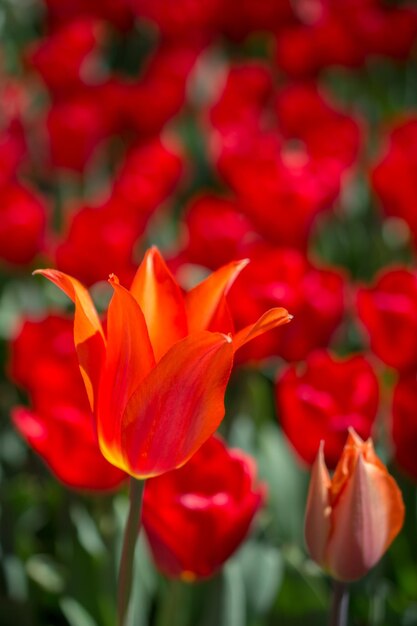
227;245;345;362
46;93;111;172
122;43;202;136
0;183;46;266
174;193;255;270
276;350;379;468
357;268;417;372
27;18;102;96
10;315;126;491
53;137;183;286
143;436;265;579
9;315;87;412
392;372;417;481
35;247;291;478
371;118;417;246
43;0;134;30
209;69;361;248
130;0;222;41
305;430;404;581
276;0;417;77
12;406;126;491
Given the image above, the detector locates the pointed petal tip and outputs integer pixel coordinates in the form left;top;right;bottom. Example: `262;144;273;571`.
108;273;120;285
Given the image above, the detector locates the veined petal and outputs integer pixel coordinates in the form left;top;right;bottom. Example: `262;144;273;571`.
130;247;188;361
304;442;332;568
186;260;249;333
97;276;155;470
33;269;105;410
233;308;292;351
326;449;405;581
120;331;234;478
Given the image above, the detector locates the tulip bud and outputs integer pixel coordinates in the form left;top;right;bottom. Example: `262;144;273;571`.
305;429;404;582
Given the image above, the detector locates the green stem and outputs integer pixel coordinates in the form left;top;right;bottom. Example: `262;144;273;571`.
329;581;349;626
156;579;184;626
117;478;145;626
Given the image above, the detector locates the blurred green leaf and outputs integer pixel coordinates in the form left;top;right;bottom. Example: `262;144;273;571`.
70;504;106;558
60;597;98;626
258;423;307;545
26;554;66;593
220;560;246;626
237;541;283;615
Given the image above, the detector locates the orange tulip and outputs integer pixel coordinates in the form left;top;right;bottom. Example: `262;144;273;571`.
35;247;291;479
305;429;405;582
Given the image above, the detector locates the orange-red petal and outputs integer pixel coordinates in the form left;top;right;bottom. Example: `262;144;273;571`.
97;276;155;469
120;331;234;478
130;247;188;361
232;308;292;351
304;442;332;568
185;260;249;334
33;269;105;410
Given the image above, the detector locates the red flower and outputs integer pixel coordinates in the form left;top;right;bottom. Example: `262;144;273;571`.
276;350;379;468
27;18;102;96
357;268;417;372
122;43;202;137
209;70;360;248
46;93;112;172
35;247;291;478
371;118;417;246
392;372;417;481
130;0;222;41
227;245;344;362
142;436;265;580
9;315;126;491
43;0;134;30
275;0;417;77
173;193;254;270
54;199;140;288
0;183;46;266
9;315;87;412
52;137;183;285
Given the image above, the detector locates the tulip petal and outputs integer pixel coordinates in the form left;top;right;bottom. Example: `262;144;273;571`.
130;247;188;361
33;269;105;410
121;331;234;478
97;276;155;469
186;260;249;333
233;308;292;351
326;447;405;581
304;442;332;568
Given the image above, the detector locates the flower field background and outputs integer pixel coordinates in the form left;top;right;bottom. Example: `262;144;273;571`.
2;0;417;624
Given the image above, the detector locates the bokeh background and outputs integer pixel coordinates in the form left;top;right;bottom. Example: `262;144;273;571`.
2;0;417;624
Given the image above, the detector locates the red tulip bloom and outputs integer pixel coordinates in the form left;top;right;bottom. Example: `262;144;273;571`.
357;268;417;372
305;430;404;582
35;247;291;478
10;315;126;491
142;436;265;580
0;183;47;266
27;18;101;96
227;245;344;363
209;70;361;249
276;350;379;468
392;372;417;481
173;193;254;270
371;118;417;246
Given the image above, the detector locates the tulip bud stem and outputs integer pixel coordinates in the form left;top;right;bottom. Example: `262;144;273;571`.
329;581;349;626
117;478;145;626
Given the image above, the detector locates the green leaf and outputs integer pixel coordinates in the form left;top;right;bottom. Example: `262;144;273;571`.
220;560;246;626
60;597;98;626
26;554;65;593
237;541;284;615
